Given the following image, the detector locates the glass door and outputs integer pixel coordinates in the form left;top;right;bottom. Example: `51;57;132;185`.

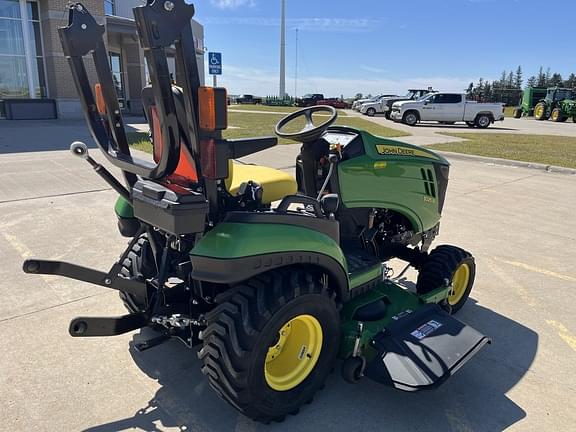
109;52;125;109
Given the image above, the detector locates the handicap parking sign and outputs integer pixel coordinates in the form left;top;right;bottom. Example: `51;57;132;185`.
209;52;222;75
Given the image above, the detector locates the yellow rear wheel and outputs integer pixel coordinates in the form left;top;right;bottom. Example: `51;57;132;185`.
200;270;340;423
534;103;547;120
265;315;323;391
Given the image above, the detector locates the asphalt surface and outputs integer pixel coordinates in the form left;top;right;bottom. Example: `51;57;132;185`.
1;121;575;431
349;112;576;146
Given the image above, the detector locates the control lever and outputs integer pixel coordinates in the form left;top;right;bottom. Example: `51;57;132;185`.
70;141;131;203
316;153;338;201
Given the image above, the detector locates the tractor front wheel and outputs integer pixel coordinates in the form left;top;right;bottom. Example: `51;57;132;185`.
551;108;567;122
416;245;476;314
534;102;548;120
199;269;340;423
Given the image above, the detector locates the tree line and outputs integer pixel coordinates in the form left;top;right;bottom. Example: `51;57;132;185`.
467;66;576;106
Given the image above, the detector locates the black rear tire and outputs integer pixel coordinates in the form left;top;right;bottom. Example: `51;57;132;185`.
534;102;548;120
475;114;491;129
366;108;376;117
199;269;340;423
416;245;476;314
513;108;522;118
119;234;156;313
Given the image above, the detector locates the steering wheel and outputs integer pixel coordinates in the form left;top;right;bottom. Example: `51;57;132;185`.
275;105;338;143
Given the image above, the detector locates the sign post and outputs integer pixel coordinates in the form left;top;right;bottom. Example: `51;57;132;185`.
208;52;222;87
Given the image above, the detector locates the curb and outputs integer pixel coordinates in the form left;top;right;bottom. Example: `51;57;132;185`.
436;151;576;176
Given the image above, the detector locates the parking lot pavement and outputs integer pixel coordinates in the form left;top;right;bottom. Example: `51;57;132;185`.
1;141;575;432
350;111;576;144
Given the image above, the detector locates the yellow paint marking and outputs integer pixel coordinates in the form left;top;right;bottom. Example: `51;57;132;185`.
497;259;576;283
546;320;576;353
486;258;537;307
2;233;62;299
3;232;33;259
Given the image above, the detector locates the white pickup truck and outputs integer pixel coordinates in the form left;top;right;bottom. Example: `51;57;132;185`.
390;93;504;128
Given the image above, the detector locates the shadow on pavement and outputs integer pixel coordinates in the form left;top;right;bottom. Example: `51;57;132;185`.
0;118;145;154
83;298;537;432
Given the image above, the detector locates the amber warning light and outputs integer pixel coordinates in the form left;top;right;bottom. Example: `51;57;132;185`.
198;87;228;131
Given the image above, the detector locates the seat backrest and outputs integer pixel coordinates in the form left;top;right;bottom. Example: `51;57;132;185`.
143;86;198;185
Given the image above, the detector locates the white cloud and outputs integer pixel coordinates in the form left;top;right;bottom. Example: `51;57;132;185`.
210;0;256;9
202;16;383;33
209;64;474;97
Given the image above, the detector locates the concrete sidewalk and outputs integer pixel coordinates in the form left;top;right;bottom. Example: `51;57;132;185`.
1;140;575;431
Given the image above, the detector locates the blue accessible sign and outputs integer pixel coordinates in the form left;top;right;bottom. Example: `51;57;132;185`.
209;52;222;75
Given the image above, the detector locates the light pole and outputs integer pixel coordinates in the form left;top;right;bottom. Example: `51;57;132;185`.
294;28;299;99
279;0;286;98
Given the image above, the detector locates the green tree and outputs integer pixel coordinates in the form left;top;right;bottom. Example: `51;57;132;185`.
564;73;576;88
514;66;523;89
527;75;537;87
537;66;546;87
549;73;563;87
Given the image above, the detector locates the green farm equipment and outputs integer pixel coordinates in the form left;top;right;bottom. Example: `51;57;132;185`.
23;1;490;423
512;87;547;118
533;87;576;122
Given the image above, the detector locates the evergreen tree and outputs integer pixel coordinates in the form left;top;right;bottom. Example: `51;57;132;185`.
537;67;546;87
507;72;514;88
565;73;576;88
545;67;551;86
527;75;537;87
514;66;523;89
549;73;563;87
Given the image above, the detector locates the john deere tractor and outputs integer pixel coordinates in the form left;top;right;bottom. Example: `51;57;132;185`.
533;87;576;122
23;1;490;423
512;87;547;118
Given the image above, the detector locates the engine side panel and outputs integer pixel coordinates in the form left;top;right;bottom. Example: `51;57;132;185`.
338;133;449;233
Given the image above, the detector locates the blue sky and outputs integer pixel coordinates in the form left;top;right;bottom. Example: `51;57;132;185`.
196;0;575;97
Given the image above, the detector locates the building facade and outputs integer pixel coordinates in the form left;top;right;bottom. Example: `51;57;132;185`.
0;0;204;119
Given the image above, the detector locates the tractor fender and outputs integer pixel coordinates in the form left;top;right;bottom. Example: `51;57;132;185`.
190;222;351;302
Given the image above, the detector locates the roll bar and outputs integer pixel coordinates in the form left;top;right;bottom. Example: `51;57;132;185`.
58;0;203;183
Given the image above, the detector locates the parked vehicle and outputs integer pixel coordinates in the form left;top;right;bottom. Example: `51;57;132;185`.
359;94;399;116
512;87;547;118
30;2;490;424
533;87;576;122
382;89;435;119
295;93;325;107
352;94;396;111
236;94;262;104
316;98;350;109
390;93;504;128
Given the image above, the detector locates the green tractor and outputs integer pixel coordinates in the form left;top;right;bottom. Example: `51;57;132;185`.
533;87;576;122
23;1;490;423
512;86;547;118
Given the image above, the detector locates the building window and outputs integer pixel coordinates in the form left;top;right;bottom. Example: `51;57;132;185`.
104;0;114;16
0;0;46;106
110;52;125;108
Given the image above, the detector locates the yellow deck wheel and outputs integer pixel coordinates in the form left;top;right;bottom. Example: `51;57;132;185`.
265;314;323;391
448;263;471;306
